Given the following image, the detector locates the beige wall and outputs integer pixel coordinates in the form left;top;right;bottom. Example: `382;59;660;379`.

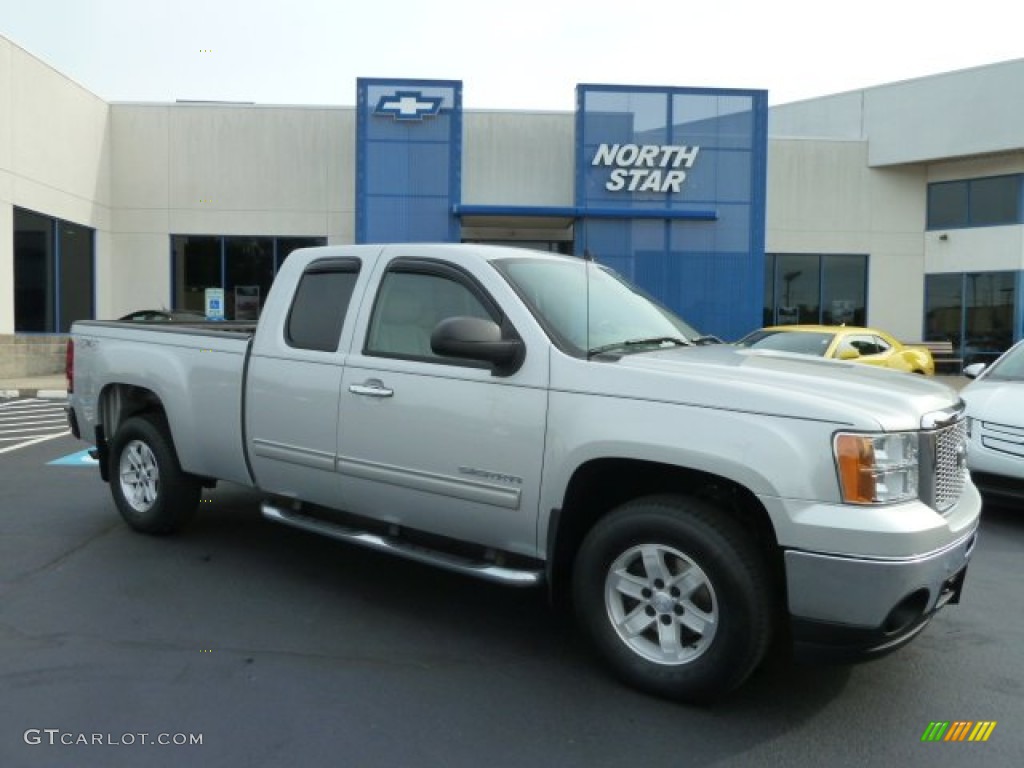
462;111;574;206
0;36;111;333
106;103;355;317
923;155;1024;276
766;138;928;340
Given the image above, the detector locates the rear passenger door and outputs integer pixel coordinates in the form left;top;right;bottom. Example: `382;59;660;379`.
337;256;548;554
246;256;365;507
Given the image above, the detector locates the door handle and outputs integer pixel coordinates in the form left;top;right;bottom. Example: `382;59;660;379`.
348;380;394;398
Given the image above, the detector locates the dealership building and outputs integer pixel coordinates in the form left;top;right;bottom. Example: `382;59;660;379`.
2;33;1023;375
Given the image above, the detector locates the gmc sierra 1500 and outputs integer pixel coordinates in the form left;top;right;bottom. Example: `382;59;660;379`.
66;243;980;702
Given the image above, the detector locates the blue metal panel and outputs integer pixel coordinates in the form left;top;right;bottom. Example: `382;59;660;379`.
453;204;715;221
1016;270;1024;342
357;78;462;243
575;84;768;342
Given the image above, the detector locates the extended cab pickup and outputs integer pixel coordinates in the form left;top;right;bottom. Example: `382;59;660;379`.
66;243;981;702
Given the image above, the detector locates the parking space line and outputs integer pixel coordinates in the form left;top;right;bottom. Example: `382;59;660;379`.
0;423;71;434
0;398;71;455
0;430;70;455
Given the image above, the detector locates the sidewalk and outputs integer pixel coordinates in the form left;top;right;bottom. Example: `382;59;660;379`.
0;372;971;400
0;374;68;399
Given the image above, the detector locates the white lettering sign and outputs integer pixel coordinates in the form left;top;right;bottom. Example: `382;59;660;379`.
591;143;700;193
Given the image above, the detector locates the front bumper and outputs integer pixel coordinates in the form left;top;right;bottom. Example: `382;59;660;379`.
786;525;977;661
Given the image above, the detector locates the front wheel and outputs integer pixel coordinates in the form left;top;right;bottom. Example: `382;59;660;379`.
109;413;201;535
572;495;774;703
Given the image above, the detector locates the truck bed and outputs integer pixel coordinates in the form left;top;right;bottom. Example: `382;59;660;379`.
70;320;254;486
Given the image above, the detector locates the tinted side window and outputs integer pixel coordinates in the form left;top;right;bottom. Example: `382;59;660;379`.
845;335;880;355
286;264;360;351
366;271;494;360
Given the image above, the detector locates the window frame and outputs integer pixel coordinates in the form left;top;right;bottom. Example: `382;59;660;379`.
362;257;513;368
284;257;362;352
926;174;1023;230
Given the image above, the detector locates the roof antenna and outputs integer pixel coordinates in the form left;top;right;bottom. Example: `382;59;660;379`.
583;246;594;355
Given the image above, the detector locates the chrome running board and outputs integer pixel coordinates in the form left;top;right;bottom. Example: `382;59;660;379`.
261;502;543;588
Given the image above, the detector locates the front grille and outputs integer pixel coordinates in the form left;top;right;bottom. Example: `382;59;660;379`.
925;418;968;512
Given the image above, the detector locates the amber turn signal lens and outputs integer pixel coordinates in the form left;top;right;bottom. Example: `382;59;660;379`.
835;434;876;504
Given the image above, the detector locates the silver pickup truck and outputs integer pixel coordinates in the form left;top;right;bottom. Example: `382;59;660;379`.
66;243;980;702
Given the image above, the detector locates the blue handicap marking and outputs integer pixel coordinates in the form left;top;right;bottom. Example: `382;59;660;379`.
49;448;99;466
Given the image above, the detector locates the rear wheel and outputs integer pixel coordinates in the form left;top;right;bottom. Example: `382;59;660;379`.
572;495;773;703
109;413;201;535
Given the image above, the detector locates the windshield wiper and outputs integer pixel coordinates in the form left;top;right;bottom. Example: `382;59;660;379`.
587;336;692;359
691;334;724;346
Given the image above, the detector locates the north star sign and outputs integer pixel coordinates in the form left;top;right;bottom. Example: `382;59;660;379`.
591;143;701;193
374;91;443;121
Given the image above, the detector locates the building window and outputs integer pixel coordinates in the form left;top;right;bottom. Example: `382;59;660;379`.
13;207;95;333
172;235;326;320
927;175;1022;229
925;271;1018;366
764;253;867;328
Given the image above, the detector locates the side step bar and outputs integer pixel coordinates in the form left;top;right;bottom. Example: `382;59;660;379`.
261;502;544;588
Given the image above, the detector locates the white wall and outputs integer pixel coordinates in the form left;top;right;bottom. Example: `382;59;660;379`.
106;103;355;317
0;36;111;333
770;59;1024;168
766;138;928;340
925;227;1024;274
462;111;574;206
922;155;1024;275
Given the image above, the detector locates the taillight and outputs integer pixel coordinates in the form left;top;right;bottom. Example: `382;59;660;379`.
65;339;74;394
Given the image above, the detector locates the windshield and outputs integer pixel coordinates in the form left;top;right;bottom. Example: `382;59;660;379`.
983;341;1024;381
736;329;835;357
493;257;701;357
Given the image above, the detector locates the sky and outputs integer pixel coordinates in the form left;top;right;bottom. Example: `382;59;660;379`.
1;0;1021;111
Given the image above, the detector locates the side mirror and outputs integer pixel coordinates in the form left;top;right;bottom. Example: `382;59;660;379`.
431;316;524;375
837;347;860;361
962;362;986;379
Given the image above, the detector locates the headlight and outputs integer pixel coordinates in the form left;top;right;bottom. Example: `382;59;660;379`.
834;432;919;504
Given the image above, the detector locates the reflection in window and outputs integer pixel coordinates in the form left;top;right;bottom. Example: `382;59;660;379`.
176;236;220;314
970;176;1019;226
822;255;867;326
774;254;820;325
927;181;969;229
172;235;326;319
225;237;273;321
764;253;867;328
13;207;94;332
927;175;1022;229
925;271;1018;366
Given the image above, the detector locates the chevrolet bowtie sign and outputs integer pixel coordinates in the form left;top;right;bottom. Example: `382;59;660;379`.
374;91;443;121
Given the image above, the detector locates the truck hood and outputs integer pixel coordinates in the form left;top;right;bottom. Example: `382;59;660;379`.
565;345;961;432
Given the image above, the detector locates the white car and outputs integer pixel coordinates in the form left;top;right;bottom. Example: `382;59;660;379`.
962;339;1024;506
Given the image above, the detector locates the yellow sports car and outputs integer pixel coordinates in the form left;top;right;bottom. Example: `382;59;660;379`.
735;325;935;375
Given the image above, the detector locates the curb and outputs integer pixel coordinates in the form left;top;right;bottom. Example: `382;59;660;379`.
0;389;68;400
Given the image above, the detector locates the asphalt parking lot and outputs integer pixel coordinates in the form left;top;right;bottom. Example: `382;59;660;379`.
0;418;1021;768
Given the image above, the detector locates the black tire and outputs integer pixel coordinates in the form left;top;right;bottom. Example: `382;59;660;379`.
572;494;773;703
109;413;201;535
